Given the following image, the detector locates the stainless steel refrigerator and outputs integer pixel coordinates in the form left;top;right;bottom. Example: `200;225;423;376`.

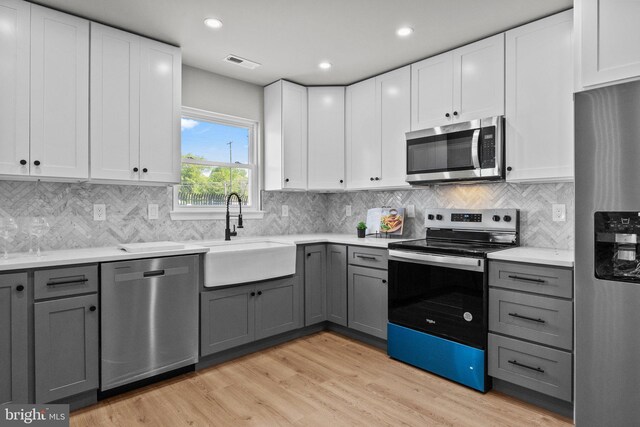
575;80;640;426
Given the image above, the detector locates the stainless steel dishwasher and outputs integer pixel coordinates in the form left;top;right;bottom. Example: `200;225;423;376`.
100;255;199;391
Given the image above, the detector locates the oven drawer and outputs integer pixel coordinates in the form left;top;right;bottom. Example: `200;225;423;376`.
489;289;573;350
34;265;99;300
489;261;573;298
348;246;388;269
488;333;572;402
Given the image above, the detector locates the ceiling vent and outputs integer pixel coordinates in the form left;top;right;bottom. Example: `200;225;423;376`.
223;55;261;70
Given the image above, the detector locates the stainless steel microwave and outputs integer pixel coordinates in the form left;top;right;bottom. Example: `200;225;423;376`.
405;116;504;185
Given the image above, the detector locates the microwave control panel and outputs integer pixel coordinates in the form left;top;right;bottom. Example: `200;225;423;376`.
480;126;496;169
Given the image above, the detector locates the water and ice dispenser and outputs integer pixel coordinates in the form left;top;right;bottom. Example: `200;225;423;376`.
595;212;640;281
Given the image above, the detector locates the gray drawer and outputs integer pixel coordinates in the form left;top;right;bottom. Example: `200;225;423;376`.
348;246;388;269
489;261;573;298
34;265;98;300
489;288;573;350
488;333;572;402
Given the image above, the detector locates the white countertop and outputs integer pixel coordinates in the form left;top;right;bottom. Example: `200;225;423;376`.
0;244;210;272
0;234;405;272
487;247;574;267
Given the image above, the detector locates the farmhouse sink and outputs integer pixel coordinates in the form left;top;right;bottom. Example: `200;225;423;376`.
201;240;296;287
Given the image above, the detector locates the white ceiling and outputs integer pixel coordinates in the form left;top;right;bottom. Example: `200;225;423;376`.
31;0;572;86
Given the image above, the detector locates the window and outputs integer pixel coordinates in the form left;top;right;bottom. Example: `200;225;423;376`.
171;107;261;219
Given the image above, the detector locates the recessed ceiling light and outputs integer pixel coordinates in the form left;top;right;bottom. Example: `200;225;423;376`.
397;27;414;37
319;62;332;70
204;18;223;29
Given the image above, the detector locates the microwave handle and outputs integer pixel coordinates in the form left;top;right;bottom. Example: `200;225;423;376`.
471;129;481;169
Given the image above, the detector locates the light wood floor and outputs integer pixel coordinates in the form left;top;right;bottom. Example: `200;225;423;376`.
71;332;573;426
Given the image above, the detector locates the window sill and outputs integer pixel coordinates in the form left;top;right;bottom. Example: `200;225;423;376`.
170;209;265;221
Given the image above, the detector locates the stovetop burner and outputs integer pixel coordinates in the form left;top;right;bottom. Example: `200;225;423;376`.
389;208;520;257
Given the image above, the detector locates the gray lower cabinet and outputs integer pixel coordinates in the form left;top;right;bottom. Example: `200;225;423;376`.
34;294;99;403
348;265;388;339
0;273;29;404
326;245;347;326
304;245;326;325
200;284;255;356
201;276;302;357
255;276;302;340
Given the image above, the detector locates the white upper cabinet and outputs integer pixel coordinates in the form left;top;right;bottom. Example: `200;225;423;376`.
578;0;640;88
138;38;181;183
453;34;505;123
264;80;308;191
411;34;505;130
411;52;454;130
377;66;411;188
505;11;574;183
346;78;380;189
30;5;89;179
0;0;29;177
91;24;181;184
90;23;140;181
307;87;345;191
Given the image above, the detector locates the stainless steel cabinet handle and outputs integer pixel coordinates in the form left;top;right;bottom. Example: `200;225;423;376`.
508;275;546;284
508;359;544;373
46;278;88;286
508;312;546;323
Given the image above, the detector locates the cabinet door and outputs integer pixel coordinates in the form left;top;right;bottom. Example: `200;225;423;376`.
348;266;388;339
0;0;29;176
200;285;255;356
34;294;98;403
139;38;181;183
326;244;347;326
581;0;640;87
453;34;505;122
0;273;28;404
255;277;302;340
411;51;454;129
304;245;327;326
506;11;574;183
30;5;89;179
377;66;411;188
90;23;140;181
281;81;308;190
346;78;381;189
307;87;345;190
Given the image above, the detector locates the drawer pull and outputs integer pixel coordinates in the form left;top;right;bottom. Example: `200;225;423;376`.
356;255;377;261
46;278;89;286
508;275;546;284
143;270;165;278
508;312;546;323
508;359;545;373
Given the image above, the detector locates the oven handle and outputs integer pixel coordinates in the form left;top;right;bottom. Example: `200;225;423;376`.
471;129;481;169
388;250;484;272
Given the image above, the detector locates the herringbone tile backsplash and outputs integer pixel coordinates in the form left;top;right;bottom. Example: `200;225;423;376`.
0;180;573;252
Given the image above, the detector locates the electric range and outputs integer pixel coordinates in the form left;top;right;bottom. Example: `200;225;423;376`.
387;208;519;392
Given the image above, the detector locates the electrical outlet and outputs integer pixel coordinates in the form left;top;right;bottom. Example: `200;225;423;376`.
407;205;416;218
552;204;566;222
346;205;352;217
282;205;289;217
93;204;106;221
148;204;159;220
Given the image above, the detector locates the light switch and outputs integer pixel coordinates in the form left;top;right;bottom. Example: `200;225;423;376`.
282;205;289;217
407;205;416;218
148;204;159;220
346;205;352;217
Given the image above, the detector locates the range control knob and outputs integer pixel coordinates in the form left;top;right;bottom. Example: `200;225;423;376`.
492;215;501;222
436;214;443;221
427;214;435;220
503;215;512;222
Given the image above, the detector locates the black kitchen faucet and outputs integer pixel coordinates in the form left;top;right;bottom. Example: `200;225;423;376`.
224;192;244;241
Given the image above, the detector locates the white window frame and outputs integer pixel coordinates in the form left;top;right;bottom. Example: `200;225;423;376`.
170;106;264;220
